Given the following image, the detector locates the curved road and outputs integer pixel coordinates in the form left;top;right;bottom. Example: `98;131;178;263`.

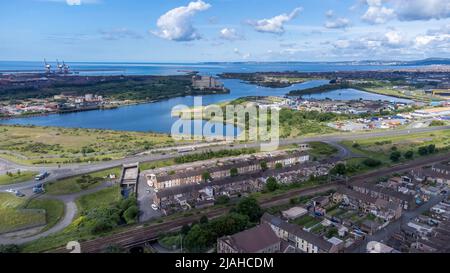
1;125;449;193
0;126;448;245
0;182;115;245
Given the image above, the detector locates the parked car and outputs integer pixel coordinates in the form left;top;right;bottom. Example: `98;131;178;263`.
33;183;45;194
35;171;50;181
15;191;25;197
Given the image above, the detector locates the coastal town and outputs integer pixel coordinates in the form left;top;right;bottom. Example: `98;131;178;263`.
4;1;450;272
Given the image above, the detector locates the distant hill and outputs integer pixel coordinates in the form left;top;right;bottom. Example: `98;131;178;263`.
202;58;450;66
402;58;450;66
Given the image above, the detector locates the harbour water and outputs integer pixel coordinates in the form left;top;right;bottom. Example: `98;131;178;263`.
0;62;414;133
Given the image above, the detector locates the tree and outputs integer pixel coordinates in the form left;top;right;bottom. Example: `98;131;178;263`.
184;225;213;252
181;224;191;235
430;120;445;127
123;205;139;224
215;195;230;205
418;146;429;156
103;244;125;253
260;161;268;171
236;197;262;223
331;163;347;176
265;177;279;192
202;172;212;182
390;151;401;162
427;144;436;154
362;158;382;168
404;150;414;159
0;244;20;253
275;162;283;169
230;168;238;177
207;213;249;237
200;215;209;225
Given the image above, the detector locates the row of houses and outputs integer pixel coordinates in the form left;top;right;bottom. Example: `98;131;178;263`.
217;213;341;253
154;161;334;215
334;187;403;223
388;199;450;253
147;151;310;190
351;180;415;210
421;162;450;186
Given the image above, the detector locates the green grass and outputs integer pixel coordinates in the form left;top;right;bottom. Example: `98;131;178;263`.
309;142;339;159
140;159;175;171
0;193;46;234
25;199;65;231
76;185;121;214
342;130;450;166
45;168;121;195
158;235;182;250
0;171;38;185
0;125;178;166
292;215;315;226
21;186;121;253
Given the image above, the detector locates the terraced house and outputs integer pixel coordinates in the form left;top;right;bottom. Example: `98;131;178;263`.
153;161;333;215
146;151;309;190
261;213;340;253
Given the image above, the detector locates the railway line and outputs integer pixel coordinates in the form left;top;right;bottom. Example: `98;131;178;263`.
52;151;450;253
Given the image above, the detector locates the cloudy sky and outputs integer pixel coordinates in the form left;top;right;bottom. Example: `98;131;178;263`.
0;0;449;62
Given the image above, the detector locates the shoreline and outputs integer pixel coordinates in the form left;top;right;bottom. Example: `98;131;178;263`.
0;88;230;122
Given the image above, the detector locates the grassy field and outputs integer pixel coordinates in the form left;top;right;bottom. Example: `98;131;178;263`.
0;193;46;234
76;185;121;214
0;125;176;165
22;185;122;253
0;171;38;185
308;142;339;159
140;159;176;171
45;168;121;195
25;199;65;231
342;130;450;163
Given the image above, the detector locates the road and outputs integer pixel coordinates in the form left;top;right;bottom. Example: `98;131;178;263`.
51;151;450;253
0;125;448;248
0;181;116;245
1;125;448;194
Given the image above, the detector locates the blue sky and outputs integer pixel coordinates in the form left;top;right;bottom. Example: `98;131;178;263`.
0;0;449;62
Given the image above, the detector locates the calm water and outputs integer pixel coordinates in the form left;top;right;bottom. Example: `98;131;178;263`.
0;62;414;133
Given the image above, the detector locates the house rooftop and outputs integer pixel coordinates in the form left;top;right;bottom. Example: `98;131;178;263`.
220;223;280;253
155;151;309;183
261;213;334;252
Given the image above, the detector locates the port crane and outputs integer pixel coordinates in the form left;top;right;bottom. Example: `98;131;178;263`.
62;61;70;74
44;58;52;73
56;59;64;74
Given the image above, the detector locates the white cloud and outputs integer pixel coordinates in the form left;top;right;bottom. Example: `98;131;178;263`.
326;10;335;18
361;0;396;24
219;28;243;41
393;0;450;21
332;39;352;49
152;0;211;41
415;25;450;48
385;30;404;46
248;7;303;34
361;0;450;24
66;0;81;5
325;17;351;29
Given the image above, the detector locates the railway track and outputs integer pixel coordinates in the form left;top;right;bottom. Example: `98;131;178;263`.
52;152;450;253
